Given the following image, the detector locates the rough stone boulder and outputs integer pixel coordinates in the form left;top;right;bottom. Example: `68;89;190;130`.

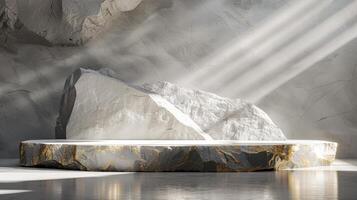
0;0;143;45
62;0;143;44
143;81;286;140
55;68;211;140
56;68;286;141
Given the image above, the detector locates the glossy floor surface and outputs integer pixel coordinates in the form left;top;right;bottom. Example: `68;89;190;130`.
1;159;357;200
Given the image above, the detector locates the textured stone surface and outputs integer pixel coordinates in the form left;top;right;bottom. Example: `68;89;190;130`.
62;0;143;44
56;68;211;140
0;0;143;45
143;81;286;140
20;140;337;172
0;0;51;46
0;0;62;45
56;68;285;140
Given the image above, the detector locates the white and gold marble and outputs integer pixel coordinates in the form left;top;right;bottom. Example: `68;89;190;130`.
20;140;337;172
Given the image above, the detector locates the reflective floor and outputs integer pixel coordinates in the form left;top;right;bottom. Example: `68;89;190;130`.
0;159;357;200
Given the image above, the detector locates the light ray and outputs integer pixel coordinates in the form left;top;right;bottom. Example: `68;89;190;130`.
218;0;357;101
176;0;320;84
246;20;357;103
201;0;333;90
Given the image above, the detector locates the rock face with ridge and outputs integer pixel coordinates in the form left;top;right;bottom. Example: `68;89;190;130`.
62;0;143;44
143;81;286;140
56;68;286;141
56;68;211;140
0;0;143;45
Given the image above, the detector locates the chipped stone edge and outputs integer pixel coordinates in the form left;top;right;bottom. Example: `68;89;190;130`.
20;140;337;172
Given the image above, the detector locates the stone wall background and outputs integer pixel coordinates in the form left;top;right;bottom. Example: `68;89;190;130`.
1;0;357;158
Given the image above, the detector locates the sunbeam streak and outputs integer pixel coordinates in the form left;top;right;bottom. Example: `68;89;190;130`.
200;0;333;90
177;0;320;84
205;0;357;102
246;20;357;103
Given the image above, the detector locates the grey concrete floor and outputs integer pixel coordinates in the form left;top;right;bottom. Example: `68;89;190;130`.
0;159;357;200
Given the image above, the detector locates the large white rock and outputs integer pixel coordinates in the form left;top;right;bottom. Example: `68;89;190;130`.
143;81;286;140
56;68;286;141
56;68;211;140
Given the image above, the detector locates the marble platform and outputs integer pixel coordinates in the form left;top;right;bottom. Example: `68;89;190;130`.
20;140;337;172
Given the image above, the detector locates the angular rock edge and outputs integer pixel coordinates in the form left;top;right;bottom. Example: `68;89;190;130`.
20;140;337;172
143;81;286;140
55;69;82;139
56;68;212;140
0;0;143;45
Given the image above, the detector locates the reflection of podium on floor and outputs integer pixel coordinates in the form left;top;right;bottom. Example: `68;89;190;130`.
287;170;337;199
